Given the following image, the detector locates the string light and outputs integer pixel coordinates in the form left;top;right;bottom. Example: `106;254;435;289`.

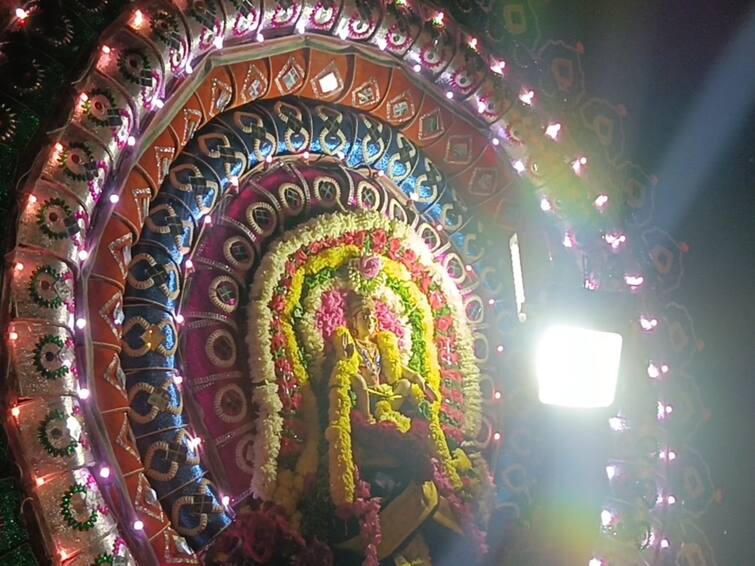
153;98;165;109
127;136;136;146
490;60;506;75
494;391;502;400
491;137;500;146
99;466;111;479
8;331;18;341
496;345;504;353
445;91;454;99
185;61;193;74
213;35;224;49
78;388;90;400
605;465;617;480
492;431;501;441
15;7;29;20
28;194;37;204
221;495;231;506
413;64;421;73
77;250;89;261
36;477;45;487
468;37;478;50
76;318;87;329
488;298;495;305
11;406;20;418
608;416;628;431
589;559;603;566
173;374;184;385
189;437;202;449
133;520;144;531
101;45;111;54
376;37;387;50
432;11;445;26
600;509;613;527
109;194;120;204
604;232;627;250
624;274;644;287
660;539;670;549
512;160;526;174
15;262;24;271
204;215;212;225
175;314;185;324
184;259;194;270
562;232;576;248
256;32;264;42
539;198;552;212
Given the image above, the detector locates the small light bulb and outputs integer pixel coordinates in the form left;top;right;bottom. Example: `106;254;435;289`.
36;477;45;487
8;331;19;341
175;313;185;324
519;90;534;105
76;318;87;329
647;363;661;378
189;437;201;448
28;194;38;204
99;466;111;479
667;495;676;505
436;224;443;231
127;136;136;146
15;262;24;271
60;551;69;561
512;160;526;174
131;9;145;29
55;142;64;152
173;374;184;385
101;45;111;54
668;450;677;460
600;509;613;527
624;274;644;287
15;7;29;20
496;345;504;353
605;465;617;480
11;406;20;418
133;520;144;531
468;37;478;50
185;259;194;270
376;37;387;51
213;35;224;49
539;198;552;212
302;151;310;160
377;170;385;177
589;559;603;566
545;123;562;139
491;137;500;146
204;216;212;225
154;98;165;109
256;32;264;42
562;232;575;248
640;315;658;331
413;64;421;73
185;61;193;74
494;391;502;400
78;388;90;400
79;92;89;104
109;194;120;204
660;539;670;549
265;155;272;164
221;495;230;506
594;194;609;209
77;250;89;261
465;265;472;272
446;91;454;99
492;431;501;441
488;298;495;305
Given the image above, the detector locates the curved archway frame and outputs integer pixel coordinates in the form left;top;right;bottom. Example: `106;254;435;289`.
2;2;642;564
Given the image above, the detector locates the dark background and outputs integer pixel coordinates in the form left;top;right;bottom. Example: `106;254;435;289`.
544;1;755;563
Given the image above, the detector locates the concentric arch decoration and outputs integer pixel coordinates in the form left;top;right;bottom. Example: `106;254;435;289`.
0;1;713;565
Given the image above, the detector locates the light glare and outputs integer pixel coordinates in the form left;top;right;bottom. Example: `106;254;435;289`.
536;325;623;408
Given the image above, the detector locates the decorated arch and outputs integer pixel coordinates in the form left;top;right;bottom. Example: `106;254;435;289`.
0;1;714;565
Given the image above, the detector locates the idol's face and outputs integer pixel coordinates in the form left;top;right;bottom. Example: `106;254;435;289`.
353;306;377;338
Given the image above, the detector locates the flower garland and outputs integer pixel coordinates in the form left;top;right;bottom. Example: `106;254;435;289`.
247;211;482;502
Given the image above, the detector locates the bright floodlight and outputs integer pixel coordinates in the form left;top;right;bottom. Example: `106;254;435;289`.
536;324;623;408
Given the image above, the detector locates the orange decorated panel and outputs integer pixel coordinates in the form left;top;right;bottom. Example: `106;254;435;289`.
168;93;207;149
87;277;124;350
298;50;352;102
373;67;424;127
340;56;391;112
451;144;517;206
151;526;201;565
225;59;272;105
422;118;487;177
193;66;236;121
267;50;310;98
102;410;144;477
90;215;133;289
92;346;129;414
400;90;457;148
137;128;180;192
114;168;155;237
124;472;170;537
